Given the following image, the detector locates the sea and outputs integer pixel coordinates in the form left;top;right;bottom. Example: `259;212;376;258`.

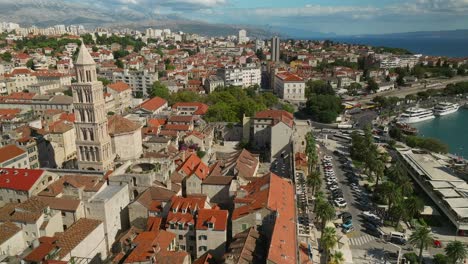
331;37;468;58
412;109;468;158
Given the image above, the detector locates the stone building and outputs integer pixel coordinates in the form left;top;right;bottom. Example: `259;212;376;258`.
72;42;114;171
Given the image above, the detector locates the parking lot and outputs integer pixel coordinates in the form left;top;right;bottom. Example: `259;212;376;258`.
318;137;402;263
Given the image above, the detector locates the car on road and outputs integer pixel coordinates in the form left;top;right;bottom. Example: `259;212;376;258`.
334;199;347;208
339;212;352;222
329;185;340;191
362;211;380;220
343;226;355;234
342;220;353;229
323;156;333;161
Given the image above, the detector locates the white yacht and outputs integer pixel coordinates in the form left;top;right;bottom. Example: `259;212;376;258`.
397;107;435;124
433;102;460;116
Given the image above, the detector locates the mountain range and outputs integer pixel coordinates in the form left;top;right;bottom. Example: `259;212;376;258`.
0;1;467;40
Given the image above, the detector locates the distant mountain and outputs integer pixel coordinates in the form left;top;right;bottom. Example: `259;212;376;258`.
0;1;275;38
350;29;468;39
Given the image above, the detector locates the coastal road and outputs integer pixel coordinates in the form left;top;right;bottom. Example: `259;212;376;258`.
357;76;468;104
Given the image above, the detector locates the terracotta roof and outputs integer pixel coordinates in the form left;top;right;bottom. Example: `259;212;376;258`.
223;227;265;264
124;230;183;263
0;198;48;224
168;115;195;123
0;109;21;120
177;154;209;180
202;175;234;185
194;253;216;264
55;218;103;258
23;237;57;262
169;195;208;214
49;120;73;133
196;208;228;231
185;130;205;140
255;109;294;128
172;102;209;115
38;175;104;197
146;216;163;232
134;186;176;210
0;144;26;164
0;222;21;245
0;168;44;191
147;118;167;128
163;124;191;131
36;196;81;212
108;81;130;92
140;97;167;112
108;115;141;135
276;72;304;82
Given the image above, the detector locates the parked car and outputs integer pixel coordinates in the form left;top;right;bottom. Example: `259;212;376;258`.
335;200;347;208
343;226;355;234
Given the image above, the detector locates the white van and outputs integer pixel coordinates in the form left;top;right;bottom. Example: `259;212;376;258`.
390;232;407;244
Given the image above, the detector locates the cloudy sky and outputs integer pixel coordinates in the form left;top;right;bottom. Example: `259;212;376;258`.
71;0;468;35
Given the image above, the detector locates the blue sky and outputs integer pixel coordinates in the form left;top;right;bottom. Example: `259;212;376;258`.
84;0;468;35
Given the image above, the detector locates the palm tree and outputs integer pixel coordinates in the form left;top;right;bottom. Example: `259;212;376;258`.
307;170;322;196
321;227;338;264
316;201;336;242
373;159;385;189
445;240;468;264
408;225;434;264
399;178;414;197
314;191;325;212
380;181;400;209
404;196;425;221
389;202;405;227
329;251;345;264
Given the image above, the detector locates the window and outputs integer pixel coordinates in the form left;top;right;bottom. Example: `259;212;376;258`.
180;245;185;250
189;236;195;241
61;211;66;217
207;222;214;229
178;235;184;240
178;223;184;230
170;223;175;229
198;246;207;252
241;223;248;231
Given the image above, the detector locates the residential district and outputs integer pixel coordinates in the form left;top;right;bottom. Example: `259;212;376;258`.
0;22;467;264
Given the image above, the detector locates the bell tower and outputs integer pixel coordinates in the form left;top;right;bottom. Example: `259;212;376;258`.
72;42;114;171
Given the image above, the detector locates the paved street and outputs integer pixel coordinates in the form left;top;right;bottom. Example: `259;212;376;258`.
357;76;468;104
317;135;402;264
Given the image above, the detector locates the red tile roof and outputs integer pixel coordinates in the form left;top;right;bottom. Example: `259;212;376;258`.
108;81;130;92
164;124;191;131
172;102;209;115
108;115;141;135
255;109;294;128
177;154;209;180
140;97;167;112
169;195;208;213
196;208;228;231
276;72;304;82
0;168;45;191
0;144;26;164
0;109;21;120
147;118;167;128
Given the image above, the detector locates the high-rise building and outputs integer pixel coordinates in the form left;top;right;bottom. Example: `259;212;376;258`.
238;29;247;44
72;42;114;171
271;36;280;62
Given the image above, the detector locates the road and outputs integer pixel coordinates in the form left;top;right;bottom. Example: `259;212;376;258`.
317;135;402;263
357;76;468;104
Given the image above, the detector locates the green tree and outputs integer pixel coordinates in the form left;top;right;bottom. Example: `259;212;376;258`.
98;77;111;86
281;103;295;113
433;254;448;264
321;227;338;264
150;81;170;99
329;251;345;264
445;240;468;264
26;59;34;69
1;51;12;62
116;59;124;68
306;170;322;196
367;79;379;93
408;225;433;264
403;196;424;221
316;201;335;242
92;46;98;52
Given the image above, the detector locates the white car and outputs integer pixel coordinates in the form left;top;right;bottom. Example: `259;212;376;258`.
323;156;333;161
335;200;347;207
329;185;339;191
362;211;380;220
324;162;333;167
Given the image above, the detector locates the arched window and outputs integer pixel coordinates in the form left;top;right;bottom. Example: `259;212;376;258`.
89;129;94;141
81;128;88;140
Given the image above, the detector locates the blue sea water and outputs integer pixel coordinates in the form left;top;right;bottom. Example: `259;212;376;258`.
331;37;468;58
412;109;468;158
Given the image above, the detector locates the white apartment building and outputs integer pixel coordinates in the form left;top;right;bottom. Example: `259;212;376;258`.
111;69;158;97
218;63;261;88
275;72;306;102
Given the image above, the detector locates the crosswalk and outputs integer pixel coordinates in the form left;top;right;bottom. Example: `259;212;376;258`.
349;234;376;246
